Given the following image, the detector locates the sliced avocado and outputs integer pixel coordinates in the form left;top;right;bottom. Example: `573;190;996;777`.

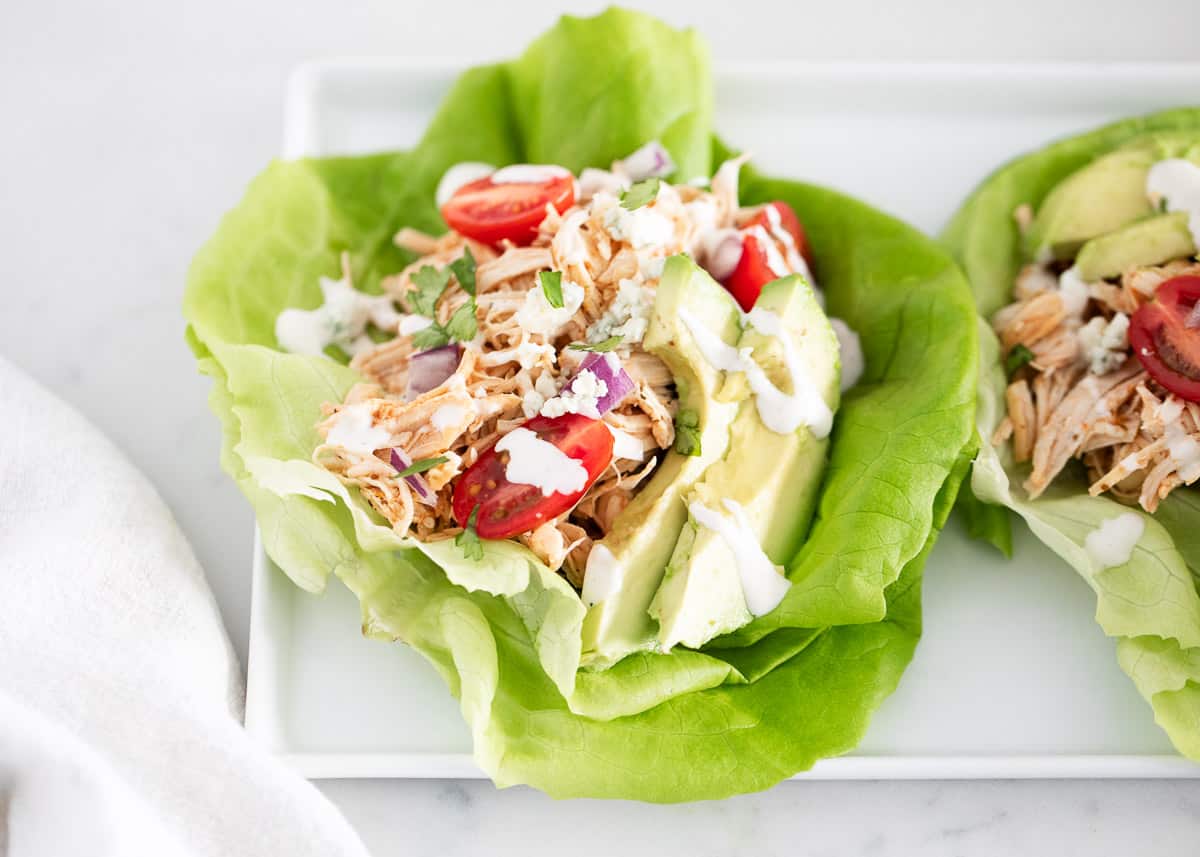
579;255;742;667
1027;132;1200;261
1076;212;1198;281
650;274;840;651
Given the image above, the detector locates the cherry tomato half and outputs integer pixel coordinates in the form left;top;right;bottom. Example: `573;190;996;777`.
440;169;575;246
749;201;813;271
722;202;815;312
1130;274;1200;403
452;413;614;539
723;231;778;312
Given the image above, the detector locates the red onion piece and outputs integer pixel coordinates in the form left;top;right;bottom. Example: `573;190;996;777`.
699;227;745;281
570;352;635;415
404;344;461;401
618;141;675;181
389;449;439;506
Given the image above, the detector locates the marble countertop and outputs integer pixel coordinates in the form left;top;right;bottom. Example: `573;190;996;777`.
4;0;1199;852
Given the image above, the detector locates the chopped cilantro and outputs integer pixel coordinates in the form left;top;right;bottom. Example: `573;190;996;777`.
1005;344;1035;376
449;247;477;296
456;505;484;561
409;265;450;317
444;298;479;343
569;336;623;352
539;270;564;308
395;456;448;477
673;409;702;457
411;324;450;350
621;177;660;211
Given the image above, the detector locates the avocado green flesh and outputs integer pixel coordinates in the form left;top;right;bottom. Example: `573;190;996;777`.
579;255;741;668
1076;212;1197;281
1027;134;1200;261
650;274;840;651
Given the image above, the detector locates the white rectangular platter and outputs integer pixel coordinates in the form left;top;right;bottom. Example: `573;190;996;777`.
246;59;1200;780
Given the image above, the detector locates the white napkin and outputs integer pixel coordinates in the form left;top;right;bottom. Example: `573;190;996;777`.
0;356;368;857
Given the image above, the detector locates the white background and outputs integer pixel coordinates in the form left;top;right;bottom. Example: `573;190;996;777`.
4;0;1200;854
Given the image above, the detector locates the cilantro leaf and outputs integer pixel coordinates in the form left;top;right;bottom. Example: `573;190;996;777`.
1005;343;1035;376
445;298;478;343
539;270;564;308
673;409;702;457
456;505;484;562
620;177;660;210
395;456;449;477
411;324;450;350
449;247;477;296
409;265;450;317
569;336;623;352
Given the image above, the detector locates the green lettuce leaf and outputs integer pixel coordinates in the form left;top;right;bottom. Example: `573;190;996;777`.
184;8;977;799
943;112;1200;762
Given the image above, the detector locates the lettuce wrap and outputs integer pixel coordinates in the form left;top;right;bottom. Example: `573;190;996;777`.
943;108;1200;761
185;8;979;799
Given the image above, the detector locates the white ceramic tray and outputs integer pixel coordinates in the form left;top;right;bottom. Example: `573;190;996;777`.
246;59;1200;780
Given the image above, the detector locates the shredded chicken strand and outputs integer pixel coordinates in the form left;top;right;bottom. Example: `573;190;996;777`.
993;250;1200;512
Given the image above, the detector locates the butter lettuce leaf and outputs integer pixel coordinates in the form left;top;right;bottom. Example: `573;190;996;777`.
185;8;976;799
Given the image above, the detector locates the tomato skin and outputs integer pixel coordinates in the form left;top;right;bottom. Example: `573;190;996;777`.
1130;275;1200;403
750;201;813;271
723;232;776;312
721;202;814;312
451;414;614;539
440;172;575;246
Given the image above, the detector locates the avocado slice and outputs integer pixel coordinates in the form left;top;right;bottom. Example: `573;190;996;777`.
650;274;840;651
1027;133;1200;261
1075;212;1198;281
579;255;742;667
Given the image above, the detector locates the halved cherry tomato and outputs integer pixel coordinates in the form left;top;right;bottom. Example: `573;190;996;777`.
1130;274;1200;403
722;202;815;312
724;231;778;312
440;170;575;246
451;413;614;539
749;201;813;271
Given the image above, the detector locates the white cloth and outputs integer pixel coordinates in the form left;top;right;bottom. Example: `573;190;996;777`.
0;356;368;857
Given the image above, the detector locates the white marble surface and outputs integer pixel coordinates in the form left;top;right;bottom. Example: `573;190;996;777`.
4;0;1200;852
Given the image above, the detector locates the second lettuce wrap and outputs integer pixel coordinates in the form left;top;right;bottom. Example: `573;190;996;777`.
944;108;1200;761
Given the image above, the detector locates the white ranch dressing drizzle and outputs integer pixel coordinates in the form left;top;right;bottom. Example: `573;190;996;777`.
762;202;817;286
745;224;790;277
689;499;791;616
1146;159;1200;248
275;276;402;358
581;544;622;607
325;403;390;455
491;164;572;184
494;427;588;497
1084;513;1145;570
678;307;833;438
431;403;469;432
435;161;495;207
830;318;864;392
1159;398;1200;482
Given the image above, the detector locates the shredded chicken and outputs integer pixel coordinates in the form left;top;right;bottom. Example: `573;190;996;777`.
992;244;1200;512
307;155;758;583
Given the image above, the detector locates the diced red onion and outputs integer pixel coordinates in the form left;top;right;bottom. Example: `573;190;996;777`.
404;345;461;401
389;448;438;506
1187;302;1200;329
618;141;675;181
570;352;636;415
699;227;745;281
